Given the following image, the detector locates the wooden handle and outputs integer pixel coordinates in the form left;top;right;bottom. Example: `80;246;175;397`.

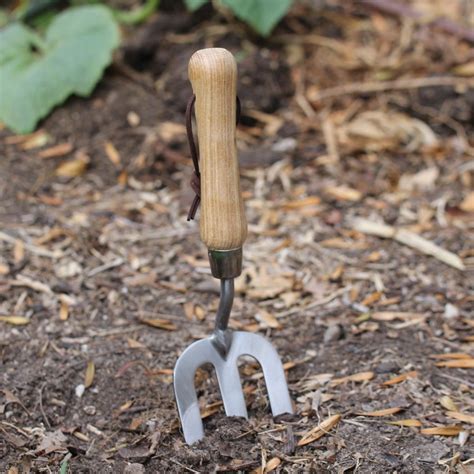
189;48;247;251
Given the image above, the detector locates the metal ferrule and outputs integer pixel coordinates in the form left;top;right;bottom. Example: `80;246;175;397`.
208;248;242;279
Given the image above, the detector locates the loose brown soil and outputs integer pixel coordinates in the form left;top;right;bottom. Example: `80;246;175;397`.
1;2;473;473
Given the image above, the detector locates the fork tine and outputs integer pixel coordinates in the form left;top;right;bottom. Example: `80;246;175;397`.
173;339;211;444
228;332;293;416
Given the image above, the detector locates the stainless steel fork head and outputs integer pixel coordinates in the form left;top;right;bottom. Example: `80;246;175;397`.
173;331;293;445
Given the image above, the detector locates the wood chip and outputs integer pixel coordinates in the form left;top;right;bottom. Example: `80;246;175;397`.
139;318;177;331
445;411;474;425
37;142;73;159
361;291;382;306
35;227;69;245
201;401;223;419
322;118;339;162
127;338;146;349
10;275;53;294
357;407;402;417
56;154;89;178
439;396;458;412
183;302;195;320
84;361;95;388
297;414;341;446
157;122;186;141
452;61;474;77
459;192;474;212
73;431;89;442
430;353;472;360
372;311;425;322
320;237;368;249
281;196;321;209
382;370;418;386
104;141;121;167
264;457;281;473
325;185;362;201
21;130;50;149
352;218;465;270
118;170;128;186
0;232;62;259
13;239;24;263
59;300;69;321
387;419;422;427
331;371;374;386
420;426;462;436
255;309;281;329
0;315;30;325
435;359;474;369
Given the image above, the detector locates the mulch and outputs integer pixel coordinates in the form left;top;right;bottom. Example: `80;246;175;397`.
0;1;473;472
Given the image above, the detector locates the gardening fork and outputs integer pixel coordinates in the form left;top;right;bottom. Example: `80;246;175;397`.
173;48;293;445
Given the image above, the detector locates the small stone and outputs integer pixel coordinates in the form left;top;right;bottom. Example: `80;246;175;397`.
375;361;400;374
127;111;141;127
107;290;119;304
75;384;85;398
272;137;297;153
83;405;96;415
323;324;343;343
55;259;82;278
124;463;145;474
443;303;459;320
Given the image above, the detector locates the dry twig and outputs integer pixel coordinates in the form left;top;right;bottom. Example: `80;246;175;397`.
352;218;465;270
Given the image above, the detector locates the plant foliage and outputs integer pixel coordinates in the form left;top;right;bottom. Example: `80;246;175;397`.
0;5;119;133
185;0;293;36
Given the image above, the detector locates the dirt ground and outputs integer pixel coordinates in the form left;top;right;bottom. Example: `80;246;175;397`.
1;1;473;473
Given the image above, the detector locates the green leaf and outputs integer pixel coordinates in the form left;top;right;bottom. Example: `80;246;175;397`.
0;5;120;134
185;0;208;11
113;0;160;25
221;0;292;36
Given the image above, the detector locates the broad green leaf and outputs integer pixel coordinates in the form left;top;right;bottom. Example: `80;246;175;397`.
221;0;292;36
185;0;208;12
0;5;120;133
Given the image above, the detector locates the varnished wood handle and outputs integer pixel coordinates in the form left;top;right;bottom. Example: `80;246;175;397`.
189;48;247;251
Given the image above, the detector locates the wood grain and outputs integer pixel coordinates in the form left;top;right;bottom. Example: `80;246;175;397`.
189;48;247;251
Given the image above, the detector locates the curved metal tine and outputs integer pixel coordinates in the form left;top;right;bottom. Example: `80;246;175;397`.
173;339;209;445
213;354;248;419
174;338;248;445
229;332;294;416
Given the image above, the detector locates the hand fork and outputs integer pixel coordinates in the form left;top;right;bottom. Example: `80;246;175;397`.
173;48;293;445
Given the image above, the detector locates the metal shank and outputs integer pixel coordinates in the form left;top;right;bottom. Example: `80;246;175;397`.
211;278;234;357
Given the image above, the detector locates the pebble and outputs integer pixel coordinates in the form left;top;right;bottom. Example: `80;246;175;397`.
323;324;343;343
443;303;459;320
75;384;85;398
55;259;82;278
83;405;96;415
375;361;400;374
271;137;297;153
124;463;145;474
127;111;141;127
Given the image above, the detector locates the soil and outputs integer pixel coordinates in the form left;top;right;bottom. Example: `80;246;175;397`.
1;2;473;473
